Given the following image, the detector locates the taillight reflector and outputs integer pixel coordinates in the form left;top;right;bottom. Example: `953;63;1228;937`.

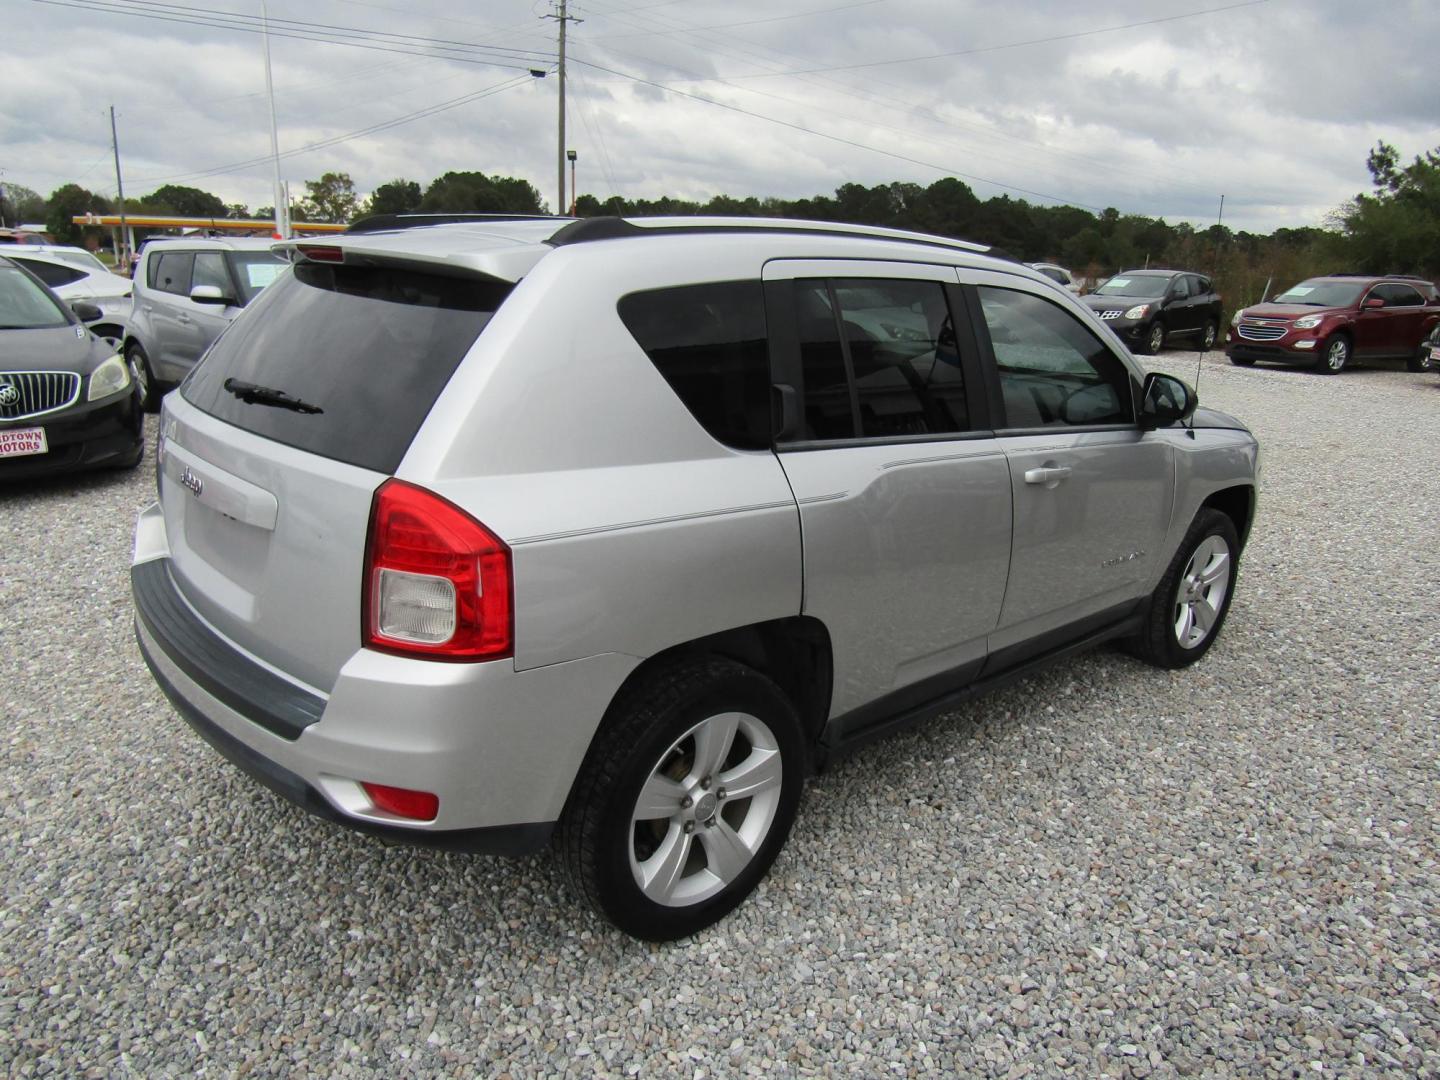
362;479;513;661
361;782;439;821
296;244;344;263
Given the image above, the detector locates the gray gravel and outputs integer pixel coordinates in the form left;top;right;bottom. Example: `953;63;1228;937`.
3;355;1438;1078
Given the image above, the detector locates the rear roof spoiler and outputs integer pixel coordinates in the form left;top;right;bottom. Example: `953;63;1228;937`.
345;213;563;235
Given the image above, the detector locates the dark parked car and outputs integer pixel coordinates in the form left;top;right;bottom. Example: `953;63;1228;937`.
0;255;143;479
1081;269;1223;355
1227;275;1440;375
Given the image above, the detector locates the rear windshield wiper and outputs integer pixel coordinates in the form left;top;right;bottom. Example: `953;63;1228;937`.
223;378;323;414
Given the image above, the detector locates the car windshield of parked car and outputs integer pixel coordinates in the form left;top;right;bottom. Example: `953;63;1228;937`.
227;251;289;305
50;250;110;274
1093;276;1170;299
1272;280;1366;307
0;266;70;329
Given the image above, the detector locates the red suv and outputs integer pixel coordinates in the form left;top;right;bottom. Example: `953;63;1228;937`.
1227;275;1440;374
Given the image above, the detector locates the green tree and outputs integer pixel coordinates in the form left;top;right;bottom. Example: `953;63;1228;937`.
419;171;545;214
0;183;46;228
364;178;422;217
45;184;111;246
301;172;360;223
137;184;227;217
1337;141;1440;275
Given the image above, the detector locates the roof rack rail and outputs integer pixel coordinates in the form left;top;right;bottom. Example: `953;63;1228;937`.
346;213;563;235
545;215;1011;260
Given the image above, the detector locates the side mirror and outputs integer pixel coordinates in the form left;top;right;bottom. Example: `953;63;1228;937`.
70;301;103;322
190;284;234;306
1364;297;1385;309
1139;371;1196;430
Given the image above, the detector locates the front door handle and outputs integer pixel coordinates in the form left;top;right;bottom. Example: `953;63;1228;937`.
176;314;192;325
1024;465;1072;486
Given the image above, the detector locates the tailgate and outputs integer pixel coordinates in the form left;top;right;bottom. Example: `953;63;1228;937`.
158;394;382;692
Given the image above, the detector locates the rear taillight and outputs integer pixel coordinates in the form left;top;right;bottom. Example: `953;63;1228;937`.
362;479;513;661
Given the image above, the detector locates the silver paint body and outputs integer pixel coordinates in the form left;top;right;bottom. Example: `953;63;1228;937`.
132;218;1259;833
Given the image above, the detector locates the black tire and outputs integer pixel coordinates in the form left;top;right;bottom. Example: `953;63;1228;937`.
1140;321;1166;356
1127;508;1240;670
1407;343;1434;373
1316;333;1350;375
557;657;804;941
1229;354;1256;367
1200;319;1218;350
127;343;162;412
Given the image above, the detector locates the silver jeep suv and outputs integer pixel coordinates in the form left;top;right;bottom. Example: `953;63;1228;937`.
131;215;1259;940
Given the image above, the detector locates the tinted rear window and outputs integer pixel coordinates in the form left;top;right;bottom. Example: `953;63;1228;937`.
617;280;770;449
182;262;509;474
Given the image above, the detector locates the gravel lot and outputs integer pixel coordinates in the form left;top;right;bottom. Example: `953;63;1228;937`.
2;352;1438;1078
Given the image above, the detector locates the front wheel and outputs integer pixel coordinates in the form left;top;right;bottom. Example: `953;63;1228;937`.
1141;321;1166;355
1201;320;1218;350
1127;508;1240;669
127;343;161;412
1316;334;1350;375
558;658;804;940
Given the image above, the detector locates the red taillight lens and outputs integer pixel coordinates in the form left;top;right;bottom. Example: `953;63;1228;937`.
296;244;344;263
361;782;439;821
362;479;513;661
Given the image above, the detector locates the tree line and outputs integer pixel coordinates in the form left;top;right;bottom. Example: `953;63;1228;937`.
6;140;1434;312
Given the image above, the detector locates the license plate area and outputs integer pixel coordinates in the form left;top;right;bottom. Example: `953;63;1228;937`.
0;427;47;458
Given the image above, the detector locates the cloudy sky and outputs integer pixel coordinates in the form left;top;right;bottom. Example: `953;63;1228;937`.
3;0;1437;233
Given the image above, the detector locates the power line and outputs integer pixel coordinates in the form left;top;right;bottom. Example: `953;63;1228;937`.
724;0;1274;78
129;74;536;185
29;0;555;70
569;55;1106;211
578;0;890;39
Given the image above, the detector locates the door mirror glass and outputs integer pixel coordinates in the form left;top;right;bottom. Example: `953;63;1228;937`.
69;300;102;322
1139;371;1196;429
190;284;233;306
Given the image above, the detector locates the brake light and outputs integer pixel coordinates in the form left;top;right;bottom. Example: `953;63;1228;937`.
362;479;513;661
296;244;344;263
360;782;439;821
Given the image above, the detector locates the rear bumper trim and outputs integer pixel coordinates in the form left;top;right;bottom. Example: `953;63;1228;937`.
131;557;325;741
135;626;553;856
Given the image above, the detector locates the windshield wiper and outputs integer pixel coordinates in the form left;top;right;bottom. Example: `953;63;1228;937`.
223;378;323;414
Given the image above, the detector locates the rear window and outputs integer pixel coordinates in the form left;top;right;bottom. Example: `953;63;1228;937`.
617;280;770;449
182;262;509;474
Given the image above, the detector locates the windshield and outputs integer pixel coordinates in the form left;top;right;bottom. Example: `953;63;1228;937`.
1093;275;1171;299
0;266;70;329
227;251;289;304
1271;280;1365;307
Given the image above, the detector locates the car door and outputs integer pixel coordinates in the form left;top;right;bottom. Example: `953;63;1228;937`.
179;251;239;365
964;272;1175;662
145;250;199;378
1352;283;1395;357
1379;283;1427;355
763;259;1012;724
1165;275;1201;337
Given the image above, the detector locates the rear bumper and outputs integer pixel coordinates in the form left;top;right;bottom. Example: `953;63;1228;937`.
131;503;638;852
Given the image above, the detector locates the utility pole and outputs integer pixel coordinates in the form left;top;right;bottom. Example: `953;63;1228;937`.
261;0;287;238
110;106;129;265
543;1;582;216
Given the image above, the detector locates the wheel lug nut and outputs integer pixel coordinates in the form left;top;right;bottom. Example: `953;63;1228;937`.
700;776;712;790
683;821;695;834
716;787;727;800
681;795;692;809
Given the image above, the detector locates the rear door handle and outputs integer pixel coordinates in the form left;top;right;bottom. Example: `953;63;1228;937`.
176;314;192;325
1024;465;1072;486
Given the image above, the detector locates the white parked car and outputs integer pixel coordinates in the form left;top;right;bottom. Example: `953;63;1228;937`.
3;249;133;352
1028;262;1081;294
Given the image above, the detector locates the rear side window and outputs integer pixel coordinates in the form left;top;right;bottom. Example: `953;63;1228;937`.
617;281;770;450
182;262;509;474
151;252;194;295
791;278;970;440
13;258;85;288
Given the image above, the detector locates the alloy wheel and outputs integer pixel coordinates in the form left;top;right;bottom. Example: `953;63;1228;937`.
1173;535;1232;649
628;710;783;907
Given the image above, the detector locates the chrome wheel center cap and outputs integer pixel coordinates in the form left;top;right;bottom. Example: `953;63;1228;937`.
694;793;718;822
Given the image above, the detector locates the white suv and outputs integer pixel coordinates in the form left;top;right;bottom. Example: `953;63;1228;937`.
132;215;1258;939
